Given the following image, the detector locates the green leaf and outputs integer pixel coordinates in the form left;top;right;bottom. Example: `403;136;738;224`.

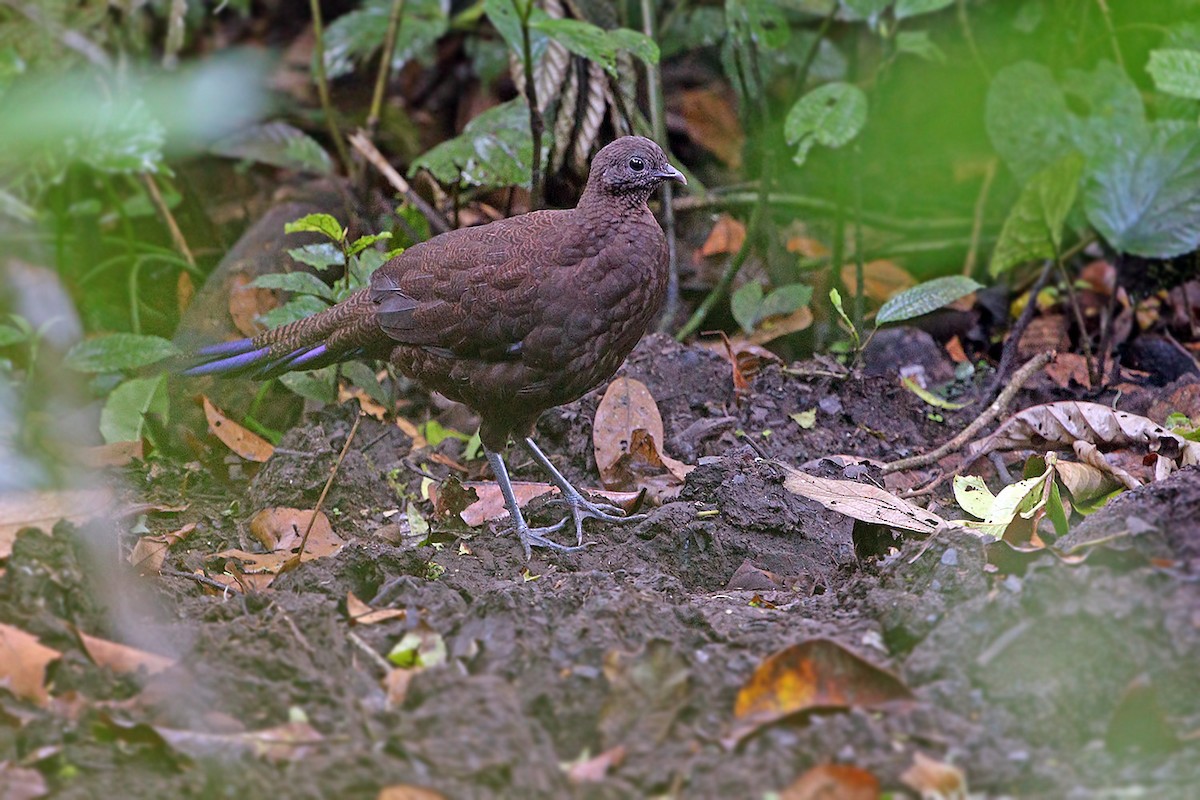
288;243;345;272
529;16;617;73
324;0;448;79
759;283;814;321
731;282;764;333
895;31;945;63
348;249;388;288
284;213;345;243
607;29;661;65
347;232;393;257
250;272;336;300
258;294;329;330
65;334;180;373
877;275;983;323
484;0;529;56
420;420;471;447
785;82;868;167
985;61;1076;183
990;153;1083;275
279;367;337;404
1147;49;1200;101
840;0;892;21
342;361;387;406
1083;123;1200;258
894;0;954;18
100;375;167;444
210;121;333;175
900;376;969;410
0;323;27;347
409;100;532;189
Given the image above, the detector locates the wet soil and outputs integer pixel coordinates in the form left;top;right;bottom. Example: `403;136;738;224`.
3;335;1199;798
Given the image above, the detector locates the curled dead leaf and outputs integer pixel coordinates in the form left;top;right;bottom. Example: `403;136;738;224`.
77;630;175;676
699;214;746;258
780;764;880;800
129;522;197;575
0;623;61;706
900;752;968;800
346;591;406;626
202;396;274;462
593;377;693;498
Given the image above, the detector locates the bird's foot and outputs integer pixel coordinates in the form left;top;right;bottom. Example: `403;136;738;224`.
546;490;648;546
508;517;592;560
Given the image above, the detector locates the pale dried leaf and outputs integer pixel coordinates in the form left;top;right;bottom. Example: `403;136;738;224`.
900;751;968;800
78;631;175;676
202;396;274;462
0;488;114;559
76;440;144;468
346;591;406;625
129;522;197;574
566;745;627;785
377;784;448;800
780;464;948;535
0;761;48;800
249;508;342;557
0;623;61;705
456;482;639;527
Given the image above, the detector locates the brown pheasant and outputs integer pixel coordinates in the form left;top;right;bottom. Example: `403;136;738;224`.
185;136;685;557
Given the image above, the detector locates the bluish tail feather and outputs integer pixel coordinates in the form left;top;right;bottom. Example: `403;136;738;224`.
195;338;257;357
181;346;271;376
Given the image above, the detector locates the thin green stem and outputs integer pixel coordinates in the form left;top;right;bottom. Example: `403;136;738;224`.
516;0;544;209
367;0;407;137
642;0;678;333
309;0;354;178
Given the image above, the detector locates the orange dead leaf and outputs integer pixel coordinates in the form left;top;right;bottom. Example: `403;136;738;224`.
248;508;344;558
731;638;912;742
786;236;831;258
177;270;195;315
900;752;968;800
1079;260;1116;295
384;668;416;709
1;488;114;559
567;745;627;785
395;416;429;449
227;272;277;337
679;87;744;168
840;261;916;304
0;623;61;705
746;306;814;346
780;764;880;800
699;214;746;258
76;440;144;468
593;377;693;495
202;396;274;462
944;336;969;364
377;785;449;800
77;631;175;676
346;591;406;626
129;522;197;575
339;384;388;420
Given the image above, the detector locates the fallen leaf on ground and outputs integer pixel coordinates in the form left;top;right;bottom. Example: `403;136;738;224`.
202;396;274;462
0;624;61;705
394;416;428;449
0;488;113;559
384;667;416;709
1043;352;1110;390
779;763;880;800
0;761;48;800
249;508;342;557
840;260;915;304
699;214;746;257
151;720;324;763
679;87;744;168
594;378;693;498
227;272;277;337
745;306;813;345
900;752;968;800
430;476;479;520
377;785;448;800
77;631;175;676
786;236;830;258
730;638;913;743
565;745;627;785
346;591;406;626
944;336;969;363
129;522;197;574
339;384;388;420
76;440;144;468
780;463;947;535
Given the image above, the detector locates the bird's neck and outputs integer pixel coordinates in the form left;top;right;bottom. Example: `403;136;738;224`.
577;185;653;218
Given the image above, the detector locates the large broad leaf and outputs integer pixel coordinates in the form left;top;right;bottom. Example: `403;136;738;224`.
65;334;180;373
985;62;1075;182
990;153;1083;275
409;100;533;189
1084;123;1200;258
839;0;892;22
483;0;530;56
785;82;868;167
527;16;658;75
100;375;168;444
894;0;955;19
877;275;983;324
324;0;449;79
250;272;336;300
210;121;332;175
1147;49;1200;101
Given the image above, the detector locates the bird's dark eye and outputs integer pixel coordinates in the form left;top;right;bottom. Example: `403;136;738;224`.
628;156;645;172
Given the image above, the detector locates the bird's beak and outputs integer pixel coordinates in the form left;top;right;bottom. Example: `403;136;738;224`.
656;164;687;186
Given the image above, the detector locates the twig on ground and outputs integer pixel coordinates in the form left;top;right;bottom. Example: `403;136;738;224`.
141;174;195;268
296;412;364;559
884;350;1055;478
349;131;451;234
986;259;1054;400
161;568;241;595
348;631;394;674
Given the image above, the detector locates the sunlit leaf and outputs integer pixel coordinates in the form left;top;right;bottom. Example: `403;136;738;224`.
100;375;168;444
65;334;180;372
284;213;345;242
409;99;532;189
1147;49;1200;101
250;272;336;300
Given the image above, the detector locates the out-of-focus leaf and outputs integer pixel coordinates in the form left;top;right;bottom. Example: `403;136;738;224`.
733;283;813;333
991;153;1083;275
895;30;945;62
100;375;168;444
258;294;327;330
65;334;180;372
1147;49;1200;101
284;213;345;242
0;623;60;706
210;121;333;174
785;82;868;167
250;272;336;300
288;243;345;272
1084;123;1200;258
877;276;982;323
410;100;532;189
839;0;892;22
894;0;954;18
324;0;449;79
985;61;1075;182
731;283;764;334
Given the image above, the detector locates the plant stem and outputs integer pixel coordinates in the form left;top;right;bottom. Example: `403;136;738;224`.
1094;0;1125;71
516;0;545;209
675;207;760;341
309;0;354;178
367;0;407;138
642;0;678;333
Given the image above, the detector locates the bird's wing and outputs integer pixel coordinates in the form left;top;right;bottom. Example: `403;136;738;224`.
368;209;593;362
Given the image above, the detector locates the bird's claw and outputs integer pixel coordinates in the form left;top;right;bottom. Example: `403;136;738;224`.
506;518;592;559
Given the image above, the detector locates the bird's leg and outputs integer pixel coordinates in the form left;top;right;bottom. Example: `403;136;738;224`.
484;447;583;559
521;437;646;545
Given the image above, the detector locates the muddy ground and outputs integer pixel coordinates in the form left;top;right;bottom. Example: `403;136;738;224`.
3;335;1199;798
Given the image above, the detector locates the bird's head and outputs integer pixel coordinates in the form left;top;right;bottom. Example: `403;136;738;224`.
586;136;686;199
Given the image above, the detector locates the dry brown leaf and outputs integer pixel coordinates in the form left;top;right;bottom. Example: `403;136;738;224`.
786;236;830;258
699;214;746;258
780;464;947;535
152;720;323;763
177;270;195;315
430;475;479;520
346;591;406;626
593;377;693;495
128;522;197;575
679;87;744;168
227;272;277;337
202;396;274;462
780;764;880;800
745;306;814;345
394;416;429;449
900;752;968;800
730;638;913;743
0;488;113;559
384;668;416;709
377;785;449;800
453;482;639;527
0;761;48;800
76;440;144;468
1043;352;1109;390
944;336;968;363
339;384;388;420
1018;315;1071;360
840;260;915;304
77;631;175;676
0;623;61;705
1054;459;1122;502
968;402;1200;480
249;508;342;557
566;745;627;785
